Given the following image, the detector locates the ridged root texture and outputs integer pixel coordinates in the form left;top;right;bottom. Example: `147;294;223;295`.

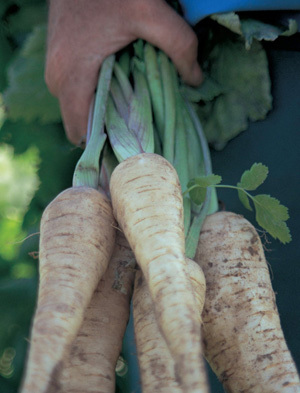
56;231;136;393
21;187;116;393
110;153;209;393
196;211;300;393
133;259;206;393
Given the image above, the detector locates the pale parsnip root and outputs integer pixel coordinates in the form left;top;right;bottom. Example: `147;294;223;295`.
110;153;209;393
195;211;300;393
133;258;206;393
55;231;136;393
21;187;116;393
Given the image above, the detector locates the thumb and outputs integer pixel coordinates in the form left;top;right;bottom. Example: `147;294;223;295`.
131;0;203;86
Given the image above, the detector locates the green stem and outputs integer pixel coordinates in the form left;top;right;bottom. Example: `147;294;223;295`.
159;51;176;163
185;187;212;258
181;102;204;181
118;51;130;78
73;55;115;188
185;101;212;175
113;62;133;104
110;77;129;125
172;73;191;236
184;100;217;258
144;43;164;141
184;183;254;199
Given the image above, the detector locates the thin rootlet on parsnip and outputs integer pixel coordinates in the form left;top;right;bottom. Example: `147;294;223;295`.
195;211;300;393
20;187;116;393
110;152;209;393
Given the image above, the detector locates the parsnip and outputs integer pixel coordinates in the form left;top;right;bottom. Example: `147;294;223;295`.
133;258;206;393
20;187;116;393
110;152;209;393
54;231;136;393
195;211;300;393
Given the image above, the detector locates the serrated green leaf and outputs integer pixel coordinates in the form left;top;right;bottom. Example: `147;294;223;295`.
238;189;252;211
254;194;289;221
187;175;221;205
188;184;206;206
197;39;272;150
238;163;269;191
194;174;222;188
253;194;291;243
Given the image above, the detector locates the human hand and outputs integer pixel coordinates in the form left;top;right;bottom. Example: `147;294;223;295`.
45;0;202;145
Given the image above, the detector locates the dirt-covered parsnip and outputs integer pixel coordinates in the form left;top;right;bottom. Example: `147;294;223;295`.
56;231;136;393
110;152;209;393
21;56;116;393
133;258;206;393
195;211;300;393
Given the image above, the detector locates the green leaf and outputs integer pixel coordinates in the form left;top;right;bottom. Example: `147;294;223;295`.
238;163;269;190
7;3;47;35
253;194;291;243
238;189;252;211
187;174;221;205
188;185;206;206
4;24;61;124
211;12;298;49
281;19;298;37
0;34;13;91
254;194;289;221
198;39;272;150
210;12;243;35
180;76;224;103
241;18;298;49
194;174;222;188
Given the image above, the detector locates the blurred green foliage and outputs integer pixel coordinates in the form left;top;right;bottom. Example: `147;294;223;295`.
0;1;81;391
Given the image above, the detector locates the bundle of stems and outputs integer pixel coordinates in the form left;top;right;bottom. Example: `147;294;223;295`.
102;40;218;258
